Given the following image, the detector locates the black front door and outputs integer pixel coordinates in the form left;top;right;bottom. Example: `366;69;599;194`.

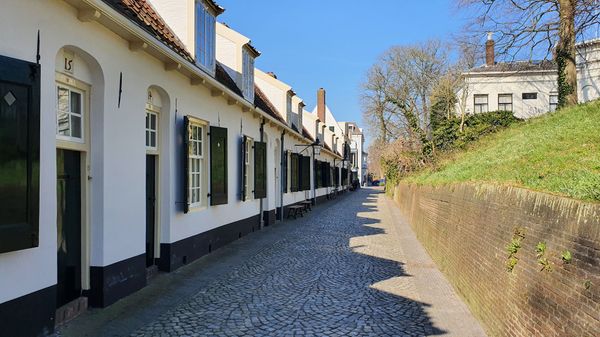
146;155;156;267
56;149;82;308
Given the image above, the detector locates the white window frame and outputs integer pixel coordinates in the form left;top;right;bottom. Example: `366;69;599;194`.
244;136;254;200
242;49;255;102
474;94;489;113
195;0;216;73
498;94;513;112
188;120;208;209
145;109;159;152
56;84;85;143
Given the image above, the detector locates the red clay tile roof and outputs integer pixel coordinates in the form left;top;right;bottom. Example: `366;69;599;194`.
255;85;287;124
103;0;193;62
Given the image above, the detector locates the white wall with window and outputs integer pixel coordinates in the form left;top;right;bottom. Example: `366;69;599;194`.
498;94;513;112
549;94;559;112
473;94;488;113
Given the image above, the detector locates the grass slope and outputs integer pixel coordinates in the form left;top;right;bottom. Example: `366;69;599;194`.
404;101;600;202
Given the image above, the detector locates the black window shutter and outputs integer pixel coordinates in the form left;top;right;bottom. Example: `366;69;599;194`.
0;55;40;254
254;141;267;199
290;153;299;192
240;135;247;201
301;156;310;191
210;126;228;205
282;150;288;193
183;116;191;213
315;160;322;188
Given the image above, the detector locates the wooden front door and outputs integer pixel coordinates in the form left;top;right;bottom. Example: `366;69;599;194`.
56;149;82;308
145;155;157;267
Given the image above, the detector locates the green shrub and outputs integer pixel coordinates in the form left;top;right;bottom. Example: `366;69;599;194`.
433;111;520;152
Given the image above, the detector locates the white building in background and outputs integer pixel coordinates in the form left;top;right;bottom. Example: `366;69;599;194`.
339;122;367;185
458;34;600;119
0;1;355;336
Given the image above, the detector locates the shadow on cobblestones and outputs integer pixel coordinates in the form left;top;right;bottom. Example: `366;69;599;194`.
56;188;447;337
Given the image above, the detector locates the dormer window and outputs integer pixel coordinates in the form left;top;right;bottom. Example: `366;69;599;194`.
242;48;255;102
196;1;216;72
286;93;292;124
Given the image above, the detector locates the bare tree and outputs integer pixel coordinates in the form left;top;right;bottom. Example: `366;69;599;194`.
361;40;449;153
459;0;600;108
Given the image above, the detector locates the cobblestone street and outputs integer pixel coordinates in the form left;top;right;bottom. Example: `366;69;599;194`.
56;188;486;337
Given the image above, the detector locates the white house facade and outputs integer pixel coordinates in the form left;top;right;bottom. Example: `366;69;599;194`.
458;35;600;119
0;1;357;336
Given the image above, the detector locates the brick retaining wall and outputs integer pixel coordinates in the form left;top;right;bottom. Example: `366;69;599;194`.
391;183;600;337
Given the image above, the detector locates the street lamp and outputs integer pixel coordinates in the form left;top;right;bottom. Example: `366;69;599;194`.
295;138;323;205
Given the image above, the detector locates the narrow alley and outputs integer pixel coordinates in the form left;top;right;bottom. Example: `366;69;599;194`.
55;188;486;337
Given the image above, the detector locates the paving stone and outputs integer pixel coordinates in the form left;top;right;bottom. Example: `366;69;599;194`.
54;188;486;337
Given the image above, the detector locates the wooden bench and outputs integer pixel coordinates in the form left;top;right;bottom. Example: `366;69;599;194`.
287;205;305;219
300;200;312;212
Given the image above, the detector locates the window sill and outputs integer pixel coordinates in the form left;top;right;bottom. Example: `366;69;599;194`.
188;205;207;213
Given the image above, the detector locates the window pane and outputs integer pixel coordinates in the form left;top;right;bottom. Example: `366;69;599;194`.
57;111;70;136
57;87;69;112
150;114;156;130
474;95;488;104
70;91;81;115
499;95;512;104
70;115;82;139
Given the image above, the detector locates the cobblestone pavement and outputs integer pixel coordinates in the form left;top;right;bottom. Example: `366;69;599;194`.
56;187;486;337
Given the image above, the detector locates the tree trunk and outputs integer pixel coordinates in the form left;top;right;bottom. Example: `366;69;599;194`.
377;105;388;143
556;0;578;108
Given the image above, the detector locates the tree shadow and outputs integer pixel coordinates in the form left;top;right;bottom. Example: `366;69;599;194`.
56;188;447;336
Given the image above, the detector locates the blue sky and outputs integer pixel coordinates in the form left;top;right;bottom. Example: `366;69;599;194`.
218;0;470;138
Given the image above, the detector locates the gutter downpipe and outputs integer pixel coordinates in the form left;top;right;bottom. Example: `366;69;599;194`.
280;130;285;221
259;119;266;229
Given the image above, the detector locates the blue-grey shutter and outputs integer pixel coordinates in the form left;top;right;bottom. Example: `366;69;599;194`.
282;150;288;193
240;136;247;201
183;116;191;214
210;126;228;205
0;55;40;253
254;141;267;199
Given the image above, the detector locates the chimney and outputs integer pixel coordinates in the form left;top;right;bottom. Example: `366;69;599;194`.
317;88;326;124
486;32;495;67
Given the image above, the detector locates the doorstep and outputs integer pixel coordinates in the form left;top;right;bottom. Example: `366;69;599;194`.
55;297;88;328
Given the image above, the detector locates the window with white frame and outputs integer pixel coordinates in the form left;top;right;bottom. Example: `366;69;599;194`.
474;94;488;113
188;122;205;207
244;136;254;200
56;85;84;141
242;49;255;102
286;94;292;125
146;110;158;151
549;94;559;112
498;94;513;112
195;1;216;72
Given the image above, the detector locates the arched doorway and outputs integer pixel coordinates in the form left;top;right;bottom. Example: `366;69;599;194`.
54;46;104;315
145;86;169;271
